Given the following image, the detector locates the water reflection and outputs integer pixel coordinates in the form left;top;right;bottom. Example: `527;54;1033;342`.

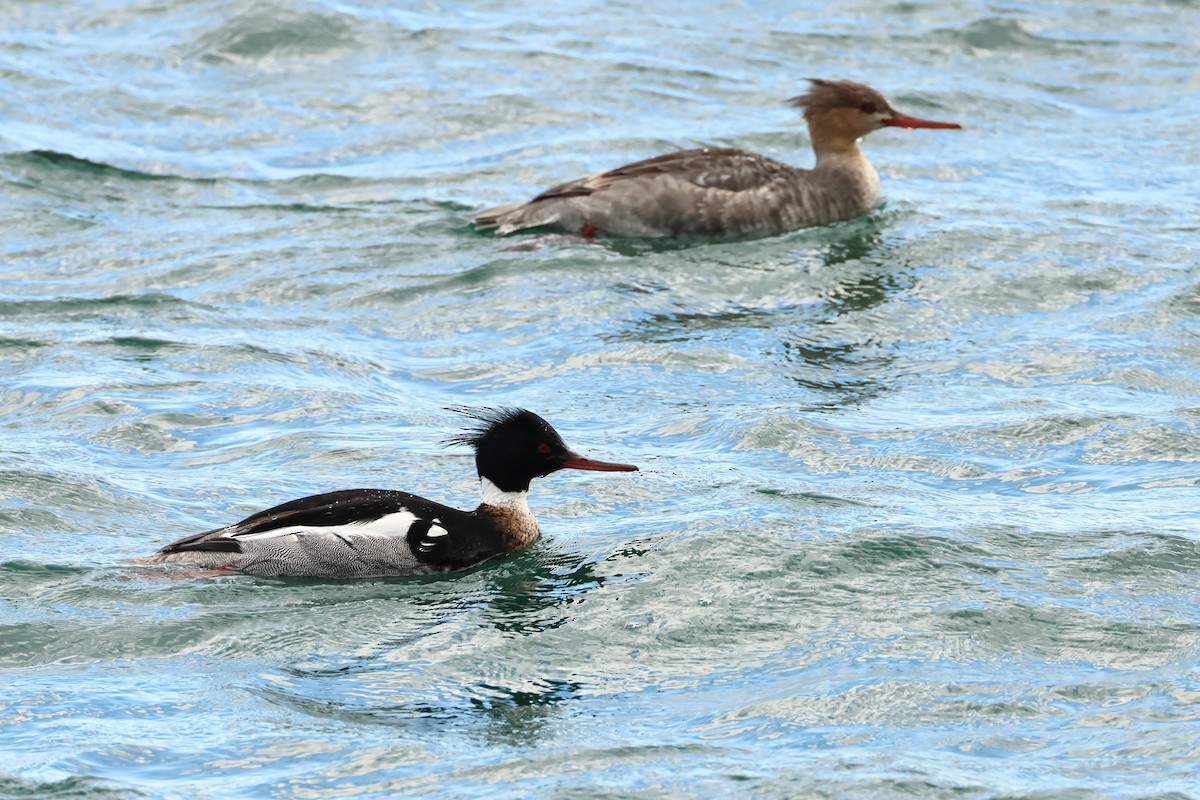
609;222;913;408
253;542;649;745
791;227;911;407
782;335;895;410
249;538;650;634
262;658;586;742
481;546;648;635
470;678;584;745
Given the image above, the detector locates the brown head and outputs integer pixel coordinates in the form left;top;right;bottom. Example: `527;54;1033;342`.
788;79;960;151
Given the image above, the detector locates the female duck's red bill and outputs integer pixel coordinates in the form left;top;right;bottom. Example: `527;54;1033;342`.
883;112;962;130
560;453;639;472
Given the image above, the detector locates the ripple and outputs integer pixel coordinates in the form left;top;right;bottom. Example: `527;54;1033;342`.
0;775;142;799
939;18;1066;54
0;293;187;321
3;0;1200;796
5;151;186;182
190;9;359;64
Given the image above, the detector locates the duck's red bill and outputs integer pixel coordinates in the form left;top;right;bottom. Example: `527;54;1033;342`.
883;112;962;130
560;454;639;472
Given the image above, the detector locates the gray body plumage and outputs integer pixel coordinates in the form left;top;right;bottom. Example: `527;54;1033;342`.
140;522;435;578
476;147;880;240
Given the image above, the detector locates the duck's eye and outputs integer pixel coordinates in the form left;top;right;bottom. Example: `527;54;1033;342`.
860;101;878;115
537;443;552;455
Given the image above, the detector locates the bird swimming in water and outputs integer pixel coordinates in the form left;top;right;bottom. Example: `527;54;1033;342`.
136;408;638;579
474;79;961;241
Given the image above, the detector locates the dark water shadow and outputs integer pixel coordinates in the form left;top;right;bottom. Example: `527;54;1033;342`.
784;225;916;408
467;677;585;745
605;219;914;408
479;539;651;633
254;670;585;746
0;774;144;800
4;150;188;183
242;534;649;617
245;536;651;743
782;233;913;409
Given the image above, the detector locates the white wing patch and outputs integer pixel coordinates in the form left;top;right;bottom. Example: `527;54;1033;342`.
231;510;419;541
416;522;449;553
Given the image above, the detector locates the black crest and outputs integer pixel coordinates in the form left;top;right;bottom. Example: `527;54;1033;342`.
445;407;563;450
445;407;573;492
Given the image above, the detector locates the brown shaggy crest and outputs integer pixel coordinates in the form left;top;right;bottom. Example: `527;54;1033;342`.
787;79;893;122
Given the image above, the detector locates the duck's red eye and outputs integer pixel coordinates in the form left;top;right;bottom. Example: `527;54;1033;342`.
860;101;878;115
537;443;552;455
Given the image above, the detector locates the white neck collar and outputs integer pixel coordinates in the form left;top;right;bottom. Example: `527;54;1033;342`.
479;477;530;509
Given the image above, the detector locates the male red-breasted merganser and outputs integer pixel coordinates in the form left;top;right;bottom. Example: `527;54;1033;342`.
138;408;638;578
475;79;961;240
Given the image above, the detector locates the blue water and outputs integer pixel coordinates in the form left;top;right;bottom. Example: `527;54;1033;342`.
3;1;1200;797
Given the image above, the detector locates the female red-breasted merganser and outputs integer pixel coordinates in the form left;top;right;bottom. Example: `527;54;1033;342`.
138;408;638;578
474;79;961;240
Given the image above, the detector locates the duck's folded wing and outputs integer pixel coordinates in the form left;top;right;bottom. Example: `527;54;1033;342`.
532;148;797;200
156;489;502;574
475;148;806;237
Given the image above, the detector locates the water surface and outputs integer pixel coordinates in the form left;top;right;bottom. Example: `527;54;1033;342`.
2;0;1199;797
